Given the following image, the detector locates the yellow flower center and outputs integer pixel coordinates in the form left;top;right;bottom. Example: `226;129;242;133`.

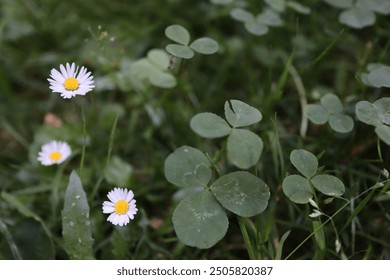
49;151;62;161
115;200;129;215
64;77;79;91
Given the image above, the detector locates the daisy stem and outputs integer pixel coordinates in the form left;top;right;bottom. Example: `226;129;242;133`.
51;159;67;225
79;103;87;179
89;114;119;202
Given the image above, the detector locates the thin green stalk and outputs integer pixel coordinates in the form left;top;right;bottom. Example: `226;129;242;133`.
285;183;384;259
255;216;263;259
308;180;326;257
322;212;342;254
51;160;68;225
300;29;344;73
349;198;356;255
237;216;257;260
285;201;349;260
288;64;308;138
379;37;390;61
341;184;379;232
1;120;29;149
275;230;291;260
2;192;54;256
377;138;383;162
381;179;390;194
266;52;294;110
270;116;285;178
79;103;87;180
0;218;22;259
205;141;227;178
89;114;119;202
355;231;390;249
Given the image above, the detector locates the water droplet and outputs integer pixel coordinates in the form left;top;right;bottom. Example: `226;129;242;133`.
75;195;81;199
69;221;74;226
78;238;82;243
71;202;76;207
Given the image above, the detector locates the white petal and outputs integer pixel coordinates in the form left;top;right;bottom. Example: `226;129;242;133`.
103;201;115;207
59;64;68;78
60;91;75;99
309;209;322;218
107;190;119;203
50;69;65;82
309;198;319;209
107;213;119;225
126;190;134;202
77;67;88;80
129;206;138;217
66;62;75;77
118;214;129;226
116;188;124;199
102;205;115;214
126;212;134;220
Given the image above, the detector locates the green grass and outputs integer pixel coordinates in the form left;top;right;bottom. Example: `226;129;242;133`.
0;0;389;260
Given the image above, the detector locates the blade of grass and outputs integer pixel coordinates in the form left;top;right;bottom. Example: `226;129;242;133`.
275;230;291;260
1;120;29;149
288;64;308;138
1;192;54;256
266;52;294;110
269;115;286;179
0;217;22;259
79;103;87;179
300;29;344;73
341;182;382;233
312;220;326;252
285;181;383;259
285;202;348;260
237;216;257;260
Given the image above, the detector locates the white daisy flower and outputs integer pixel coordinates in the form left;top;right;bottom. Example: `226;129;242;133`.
102;188;138;226
48;62;95;99
37;140;72;166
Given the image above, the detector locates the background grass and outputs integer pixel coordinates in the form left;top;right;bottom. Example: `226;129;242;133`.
0;0;389;259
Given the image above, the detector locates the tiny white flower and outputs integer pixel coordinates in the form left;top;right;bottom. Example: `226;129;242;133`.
102;188;138;226
335;239;341;253
381;168;389;179
308;198;319;209
37;140;72;166
323;197;335;204
48;62;95;99
308;209;322;218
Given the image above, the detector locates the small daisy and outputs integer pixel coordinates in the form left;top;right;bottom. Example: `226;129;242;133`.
102;188;138;226
48;62;95;99
37;140;72;166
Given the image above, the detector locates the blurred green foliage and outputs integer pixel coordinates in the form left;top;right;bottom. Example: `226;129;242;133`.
0;0;389;260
